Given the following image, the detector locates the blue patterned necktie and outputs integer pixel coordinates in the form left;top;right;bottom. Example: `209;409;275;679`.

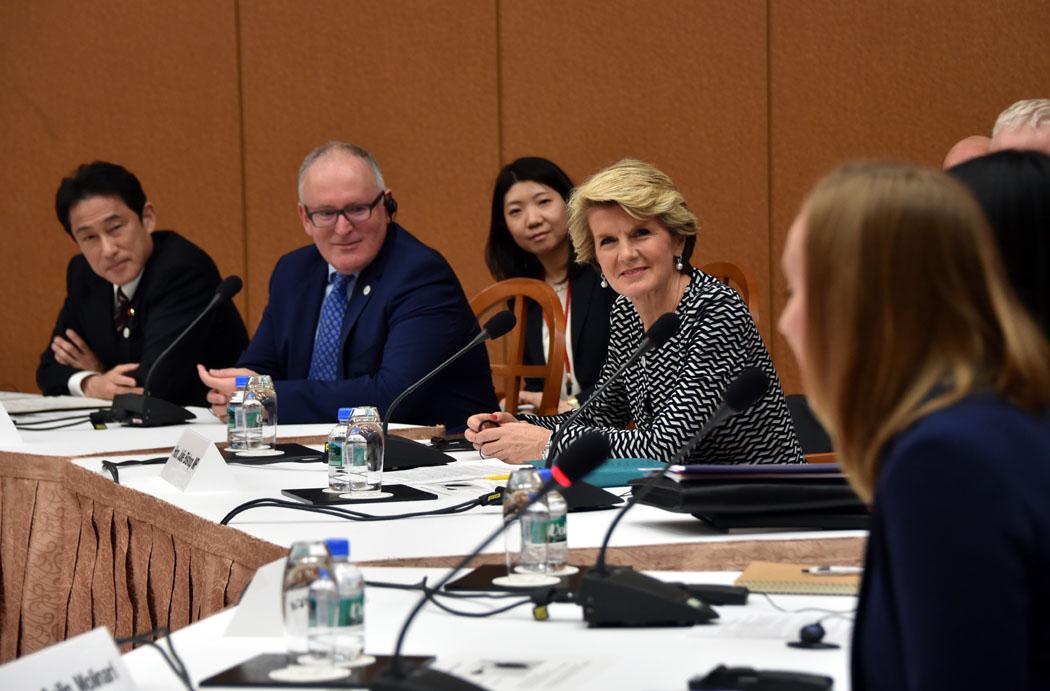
308;272;352;381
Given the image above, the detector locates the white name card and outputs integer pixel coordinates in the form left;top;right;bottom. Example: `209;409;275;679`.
160;428;236;492
0;405;23;446
0;627;134;690
225;556;287;638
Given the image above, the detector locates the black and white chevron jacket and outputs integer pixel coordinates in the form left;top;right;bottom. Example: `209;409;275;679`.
523;268;804;465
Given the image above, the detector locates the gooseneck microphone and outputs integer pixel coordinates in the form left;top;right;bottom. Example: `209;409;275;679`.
375;433;610;691
577;367;769;627
381;311;516;436
108;275;243;427
543;312;680;467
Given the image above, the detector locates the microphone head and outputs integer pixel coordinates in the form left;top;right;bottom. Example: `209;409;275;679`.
645;312;680;347
216;275;243;301
482;310;516;340
725;367;769;413
552;432;610;484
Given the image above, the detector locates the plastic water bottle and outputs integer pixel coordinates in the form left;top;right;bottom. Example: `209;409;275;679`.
282;540;335;661
247;374;278;450
327;408;353;492
226;375;250;449
545;486;568;573
323;538;365;664
504;467;548;575
346;407;384;492
237;391;264;449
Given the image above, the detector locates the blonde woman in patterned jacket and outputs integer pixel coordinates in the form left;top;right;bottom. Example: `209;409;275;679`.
466;159;803;466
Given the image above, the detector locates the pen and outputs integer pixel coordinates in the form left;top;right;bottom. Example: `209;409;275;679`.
803;565;864;575
484;474;510;481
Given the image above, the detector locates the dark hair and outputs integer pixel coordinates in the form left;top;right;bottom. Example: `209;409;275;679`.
55;161;147;236
949;149;1050;338
485;157;576;281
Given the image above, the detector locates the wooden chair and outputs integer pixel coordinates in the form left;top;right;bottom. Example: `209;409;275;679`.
700;261;759;324
469;278;566;416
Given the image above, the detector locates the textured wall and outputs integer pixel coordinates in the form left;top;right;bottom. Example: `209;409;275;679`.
0;0;244;392
1;0;1047;395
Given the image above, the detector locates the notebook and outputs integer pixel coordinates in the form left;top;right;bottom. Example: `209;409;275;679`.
735;561;861;596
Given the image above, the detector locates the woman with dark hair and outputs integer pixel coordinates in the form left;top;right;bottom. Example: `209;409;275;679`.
485;157;615;412
780;162;1050;690
948;149;1050;337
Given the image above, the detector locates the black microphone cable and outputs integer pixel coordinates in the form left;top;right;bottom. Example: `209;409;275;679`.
114;627;193;690
219;487;506;525
14;414;93;430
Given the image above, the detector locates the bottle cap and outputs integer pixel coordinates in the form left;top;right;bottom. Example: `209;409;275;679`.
235;375;250;387
337;407;352;421
325;538;349;559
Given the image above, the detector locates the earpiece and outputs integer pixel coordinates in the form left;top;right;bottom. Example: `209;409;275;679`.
384;193;398;217
787;621;840;650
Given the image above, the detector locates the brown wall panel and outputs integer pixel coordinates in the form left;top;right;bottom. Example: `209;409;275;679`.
769;0;1050;393
0;0;245;393
237;0;500;328
500;0;773;340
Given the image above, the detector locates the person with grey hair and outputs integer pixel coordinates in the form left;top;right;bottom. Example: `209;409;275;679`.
199;141;497;427
990;98;1050;155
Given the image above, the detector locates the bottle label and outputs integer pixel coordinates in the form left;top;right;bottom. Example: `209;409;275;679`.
528;516;548;544
328;441;343;469
227;407;235;431
547;515;567;544
351;445;367;468
337;592;364;626
244;410;261;429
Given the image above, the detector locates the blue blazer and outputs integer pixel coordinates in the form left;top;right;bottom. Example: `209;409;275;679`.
853;394;1050;690
240;223;497;428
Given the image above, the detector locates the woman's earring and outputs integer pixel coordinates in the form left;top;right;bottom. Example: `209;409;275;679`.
600;274;609;288
674;255;684;271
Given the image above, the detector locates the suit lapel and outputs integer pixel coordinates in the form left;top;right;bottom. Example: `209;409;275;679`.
335;224;398;377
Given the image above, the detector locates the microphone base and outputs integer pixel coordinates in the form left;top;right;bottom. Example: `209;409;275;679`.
110;394;196;427
372;666;487;691
577;566;719;627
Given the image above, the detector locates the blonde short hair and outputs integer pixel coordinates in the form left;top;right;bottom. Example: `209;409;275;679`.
800;162;1050;501
567;159;698;264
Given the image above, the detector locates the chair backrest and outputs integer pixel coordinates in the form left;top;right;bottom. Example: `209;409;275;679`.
469;278;566;416
700;261;758;324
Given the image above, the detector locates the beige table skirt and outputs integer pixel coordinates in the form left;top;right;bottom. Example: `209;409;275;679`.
0;452;285;661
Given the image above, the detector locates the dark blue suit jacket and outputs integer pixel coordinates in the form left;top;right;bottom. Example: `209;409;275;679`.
240;223;497;428
853;394;1050;690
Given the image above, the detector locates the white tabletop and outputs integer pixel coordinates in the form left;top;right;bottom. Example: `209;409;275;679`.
121;566;855;690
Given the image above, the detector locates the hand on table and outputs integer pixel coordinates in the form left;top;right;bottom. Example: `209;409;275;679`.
52;328;104;372
82;364;143;400
465;411;551;464
197;364;257;422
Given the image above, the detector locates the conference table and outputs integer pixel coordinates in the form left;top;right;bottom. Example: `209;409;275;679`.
0;396;865;688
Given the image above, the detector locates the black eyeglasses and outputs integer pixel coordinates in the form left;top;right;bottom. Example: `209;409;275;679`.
304;192;385;229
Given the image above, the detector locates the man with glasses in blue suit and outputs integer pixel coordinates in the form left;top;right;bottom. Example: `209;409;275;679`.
198;141;496;428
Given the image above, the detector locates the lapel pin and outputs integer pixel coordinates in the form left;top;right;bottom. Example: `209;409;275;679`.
123;327;131;339
363;285;372;296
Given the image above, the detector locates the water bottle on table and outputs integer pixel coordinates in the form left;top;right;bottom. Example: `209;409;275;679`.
247;374;278;450
226;375;250;449
326;407;353;493
323;538;366;665
346;407;384;492
502;467;553;585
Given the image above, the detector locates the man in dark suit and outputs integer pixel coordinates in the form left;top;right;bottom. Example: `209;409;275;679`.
198;142;497;428
37;161;249;406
